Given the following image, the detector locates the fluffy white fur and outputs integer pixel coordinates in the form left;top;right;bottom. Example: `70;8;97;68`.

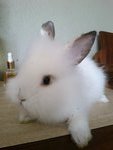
6;23;108;148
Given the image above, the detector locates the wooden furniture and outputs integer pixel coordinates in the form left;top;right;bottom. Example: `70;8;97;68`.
94;31;113;89
1;126;113;150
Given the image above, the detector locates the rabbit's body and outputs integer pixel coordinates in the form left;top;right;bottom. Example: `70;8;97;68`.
6;21;107;148
19;59;105;124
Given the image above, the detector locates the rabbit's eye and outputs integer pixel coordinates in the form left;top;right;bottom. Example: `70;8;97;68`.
42;75;52;86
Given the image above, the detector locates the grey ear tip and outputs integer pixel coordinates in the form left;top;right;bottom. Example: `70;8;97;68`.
82;31;97;37
41;21;55;39
42;21;54;28
91;31;97;36
47;21;54;25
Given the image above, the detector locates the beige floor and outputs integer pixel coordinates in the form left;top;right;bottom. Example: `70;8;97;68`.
0;82;113;148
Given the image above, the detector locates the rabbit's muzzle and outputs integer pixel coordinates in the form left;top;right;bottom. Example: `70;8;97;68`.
18;88;26;105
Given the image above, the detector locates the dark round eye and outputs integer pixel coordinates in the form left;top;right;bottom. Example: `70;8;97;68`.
42;75;51;86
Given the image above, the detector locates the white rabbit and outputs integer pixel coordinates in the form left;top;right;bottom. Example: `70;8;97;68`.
6;21;108;148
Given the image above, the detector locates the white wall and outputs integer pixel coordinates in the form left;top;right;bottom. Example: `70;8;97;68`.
0;0;113;66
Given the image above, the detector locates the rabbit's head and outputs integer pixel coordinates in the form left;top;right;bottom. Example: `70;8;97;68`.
6;21;96;105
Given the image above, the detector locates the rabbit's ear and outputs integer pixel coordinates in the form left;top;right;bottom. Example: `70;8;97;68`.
67;31;96;65
40;21;55;40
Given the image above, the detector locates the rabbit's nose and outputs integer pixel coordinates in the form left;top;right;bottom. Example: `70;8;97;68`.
18;88;26;104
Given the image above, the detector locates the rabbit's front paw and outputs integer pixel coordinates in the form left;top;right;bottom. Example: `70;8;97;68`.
19;115;35;124
19;106;36;123
69;118;92;148
71;126;92;148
